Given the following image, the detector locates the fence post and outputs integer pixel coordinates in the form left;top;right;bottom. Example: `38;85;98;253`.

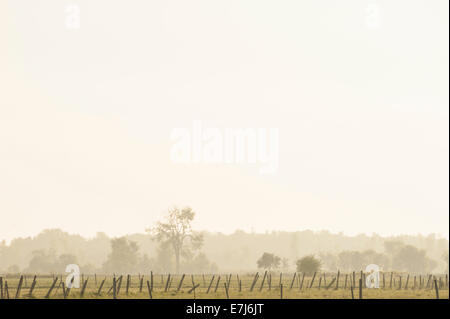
344;273;348;290
250;273;259;292
259;271;267;291
63;282;70;299
146;280;152;299
28;275;37;297
214;276;221;293
360;271;363;289
59;279;64;297
126;275;131;295
224;283;229;299
177;274;186;292
300;273;305;290
206;275;215;294
336;271;340;290
168;275;173;290
80;278;88;298
352;271;356;288
150;271;154;292
15;275;23;299
116;275;123;295
326;277;336;290
5;281;9;299
389;272;393;289
359;279;363;299
164;274;171;292
45;277;58;299
289;273;296;290
434;279;439;299
268;273;272;291
97;279;105;296
426;274;432;289
113;276;117;299
309;272;317;288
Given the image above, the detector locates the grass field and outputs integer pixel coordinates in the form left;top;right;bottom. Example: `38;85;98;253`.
0;272;448;299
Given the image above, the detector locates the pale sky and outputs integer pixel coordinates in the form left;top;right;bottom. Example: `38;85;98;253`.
0;0;448;243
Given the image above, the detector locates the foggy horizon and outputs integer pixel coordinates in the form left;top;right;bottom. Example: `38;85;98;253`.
1;225;448;275
2;225;449;246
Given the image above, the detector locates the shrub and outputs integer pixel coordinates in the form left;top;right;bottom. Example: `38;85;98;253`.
296;255;321;275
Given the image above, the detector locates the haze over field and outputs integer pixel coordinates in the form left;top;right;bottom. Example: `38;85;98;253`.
1;228;448;274
0;0;448;244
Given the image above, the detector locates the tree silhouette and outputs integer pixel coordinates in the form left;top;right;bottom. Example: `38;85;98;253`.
148;207;203;273
102;237;139;274
296;255;321;275
393;245;436;273
256;252;281;270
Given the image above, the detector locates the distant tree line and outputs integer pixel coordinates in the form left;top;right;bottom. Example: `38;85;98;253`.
0;210;448;274
256;240;445;274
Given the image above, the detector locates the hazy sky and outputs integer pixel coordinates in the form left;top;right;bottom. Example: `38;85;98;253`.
1;0;448;243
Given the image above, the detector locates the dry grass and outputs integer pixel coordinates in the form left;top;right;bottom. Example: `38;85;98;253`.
1;273;447;299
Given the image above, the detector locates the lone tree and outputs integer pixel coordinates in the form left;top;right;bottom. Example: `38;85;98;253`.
257;252;281;270
148;207;203;273
296;255;321;275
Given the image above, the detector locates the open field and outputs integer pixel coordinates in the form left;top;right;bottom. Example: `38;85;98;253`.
0;272;448;299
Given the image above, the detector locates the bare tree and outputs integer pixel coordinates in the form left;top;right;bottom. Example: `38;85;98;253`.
147;207;203;273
